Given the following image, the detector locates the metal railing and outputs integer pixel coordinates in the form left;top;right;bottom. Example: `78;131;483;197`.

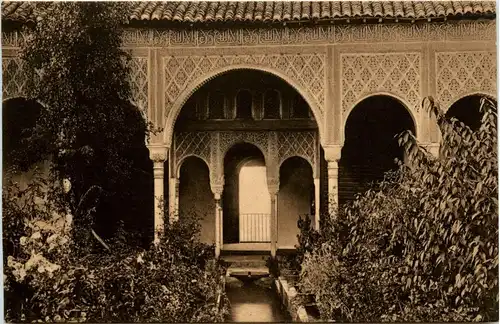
239;213;271;242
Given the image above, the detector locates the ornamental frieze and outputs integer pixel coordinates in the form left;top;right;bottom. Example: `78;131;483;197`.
122;21;494;47
2;21;494;49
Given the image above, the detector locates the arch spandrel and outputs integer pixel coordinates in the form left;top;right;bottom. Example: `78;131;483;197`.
276;131;317;176
435;51;496;113
174;131;212;177
127;56;149;119
162;55;327;147
340;52;422;141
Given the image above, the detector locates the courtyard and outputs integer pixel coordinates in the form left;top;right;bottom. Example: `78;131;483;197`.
2;1;498;322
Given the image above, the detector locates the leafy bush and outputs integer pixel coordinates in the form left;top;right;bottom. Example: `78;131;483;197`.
275;215;323;275
299;97;498;322
4;178;228;323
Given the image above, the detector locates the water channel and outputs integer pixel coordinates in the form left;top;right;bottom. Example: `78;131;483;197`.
225;277;291;322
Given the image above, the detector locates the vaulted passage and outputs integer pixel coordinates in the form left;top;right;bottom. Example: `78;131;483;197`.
171;68;324;256
339;95;415;205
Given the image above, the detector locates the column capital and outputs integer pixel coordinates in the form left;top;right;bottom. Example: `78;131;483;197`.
323;144;343;162
210;175;225;199
148;145;169;163
267;177;280;196
212;186;224;200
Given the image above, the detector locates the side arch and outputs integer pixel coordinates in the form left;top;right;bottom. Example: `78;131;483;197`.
163;65;325;147
279;155;314;173
445;91;497;113
342;92;418;144
221;140;269;171
176;154;210;178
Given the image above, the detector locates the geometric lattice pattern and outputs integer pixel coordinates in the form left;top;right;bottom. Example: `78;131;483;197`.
341;53;421;114
277;131;316;168
218;131;270;162
436;51;496;110
174;132;211;168
164;53;325;118
128;57;148;113
2;57;29;99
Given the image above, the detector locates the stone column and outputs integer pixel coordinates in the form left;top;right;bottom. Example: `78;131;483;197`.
268;181;279;258
214;190;223;259
327;161;339;213
168;178;180;223
314;178;320;230
149;145;168;245
210;173;225;258
323;145;342;215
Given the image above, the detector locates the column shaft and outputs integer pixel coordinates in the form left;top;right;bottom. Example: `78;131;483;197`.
215;198;221;258
153;161;165;244
270;193;278;258
327;161;339;215
314;178;320;230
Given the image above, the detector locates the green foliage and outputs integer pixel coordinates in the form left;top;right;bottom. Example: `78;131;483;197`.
19;2;151;244
299;97;498;322
4;177;229;323
277;215;323;275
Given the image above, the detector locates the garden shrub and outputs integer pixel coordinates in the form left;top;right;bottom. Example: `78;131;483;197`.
276;215;324;275
4;177;228;323
18;1;154;244
299;97;498;322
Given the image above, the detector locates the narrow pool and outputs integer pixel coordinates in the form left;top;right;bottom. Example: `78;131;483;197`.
225;277;291;322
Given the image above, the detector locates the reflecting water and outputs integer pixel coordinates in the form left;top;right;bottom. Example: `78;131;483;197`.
226;278;290;322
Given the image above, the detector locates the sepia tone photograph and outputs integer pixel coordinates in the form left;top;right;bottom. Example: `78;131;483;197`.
1;0;498;322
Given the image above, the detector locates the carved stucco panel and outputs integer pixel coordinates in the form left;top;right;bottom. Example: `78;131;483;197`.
2;57;29;100
163;53;325;123
174;131;211;170
436;51;496;110
174;130;319;194
341;52;421;117
127;56;149;116
277;131;316;173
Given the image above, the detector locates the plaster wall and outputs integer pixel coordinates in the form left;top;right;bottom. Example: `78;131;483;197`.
178;157;216;244
278;158;314;249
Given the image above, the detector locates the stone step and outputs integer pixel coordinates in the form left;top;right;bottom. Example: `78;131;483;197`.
222;255;268;269
226;266;270;277
221;255;269;263
223;254;270;277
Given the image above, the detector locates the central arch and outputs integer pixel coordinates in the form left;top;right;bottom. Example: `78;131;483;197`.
163;65;325;148
170;68;325;255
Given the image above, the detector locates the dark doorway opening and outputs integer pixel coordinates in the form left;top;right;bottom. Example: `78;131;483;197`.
339;95;415;205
